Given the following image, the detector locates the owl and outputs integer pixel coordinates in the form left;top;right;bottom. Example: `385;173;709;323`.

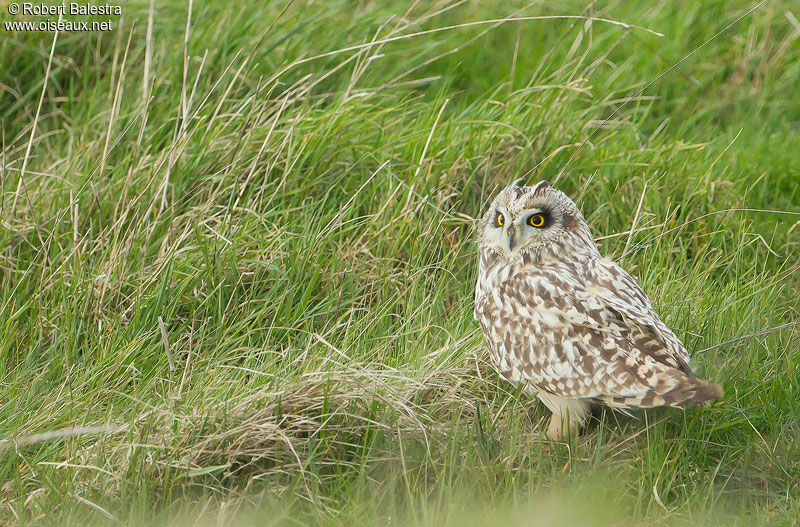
474;181;723;440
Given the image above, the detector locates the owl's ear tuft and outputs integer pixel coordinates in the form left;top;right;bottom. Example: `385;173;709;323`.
531;180;550;193
529;179;550;194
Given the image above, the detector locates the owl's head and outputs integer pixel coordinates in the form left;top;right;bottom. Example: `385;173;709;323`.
477;180;597;261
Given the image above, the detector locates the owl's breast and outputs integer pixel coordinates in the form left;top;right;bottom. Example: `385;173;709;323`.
474;259;607;386
475;263;563;385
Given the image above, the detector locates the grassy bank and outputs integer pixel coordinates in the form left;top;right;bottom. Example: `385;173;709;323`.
1;0;799;524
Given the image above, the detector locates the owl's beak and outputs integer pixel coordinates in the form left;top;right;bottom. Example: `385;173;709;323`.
507;226;516;251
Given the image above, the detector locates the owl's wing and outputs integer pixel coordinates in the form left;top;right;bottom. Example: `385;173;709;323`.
584;258;692;375
496;263;708;406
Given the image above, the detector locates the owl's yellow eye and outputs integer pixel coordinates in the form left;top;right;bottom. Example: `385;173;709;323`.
528;214;546;228
496;212;504;227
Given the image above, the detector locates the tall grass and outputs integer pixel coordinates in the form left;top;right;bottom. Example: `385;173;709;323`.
1;1;798;525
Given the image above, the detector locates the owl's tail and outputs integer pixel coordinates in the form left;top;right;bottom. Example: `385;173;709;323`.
600;378;723;409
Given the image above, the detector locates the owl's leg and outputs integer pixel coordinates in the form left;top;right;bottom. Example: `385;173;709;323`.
536;391;591;441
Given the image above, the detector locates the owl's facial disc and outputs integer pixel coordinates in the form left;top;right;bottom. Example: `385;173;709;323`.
479;181;599;262
490;206;555;254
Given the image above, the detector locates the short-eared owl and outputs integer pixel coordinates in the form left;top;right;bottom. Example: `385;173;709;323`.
474;181;722;440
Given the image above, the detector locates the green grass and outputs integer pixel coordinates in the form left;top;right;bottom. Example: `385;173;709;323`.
1;0;799;525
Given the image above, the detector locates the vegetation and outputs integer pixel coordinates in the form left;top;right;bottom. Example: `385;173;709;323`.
1;0;798;524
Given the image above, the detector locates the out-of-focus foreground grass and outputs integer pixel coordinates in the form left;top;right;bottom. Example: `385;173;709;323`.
1;1;799;525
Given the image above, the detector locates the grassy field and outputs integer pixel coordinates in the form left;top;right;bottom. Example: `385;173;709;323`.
1;0;799;524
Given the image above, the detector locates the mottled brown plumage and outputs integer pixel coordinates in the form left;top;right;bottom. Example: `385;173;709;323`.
474;181;722;440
